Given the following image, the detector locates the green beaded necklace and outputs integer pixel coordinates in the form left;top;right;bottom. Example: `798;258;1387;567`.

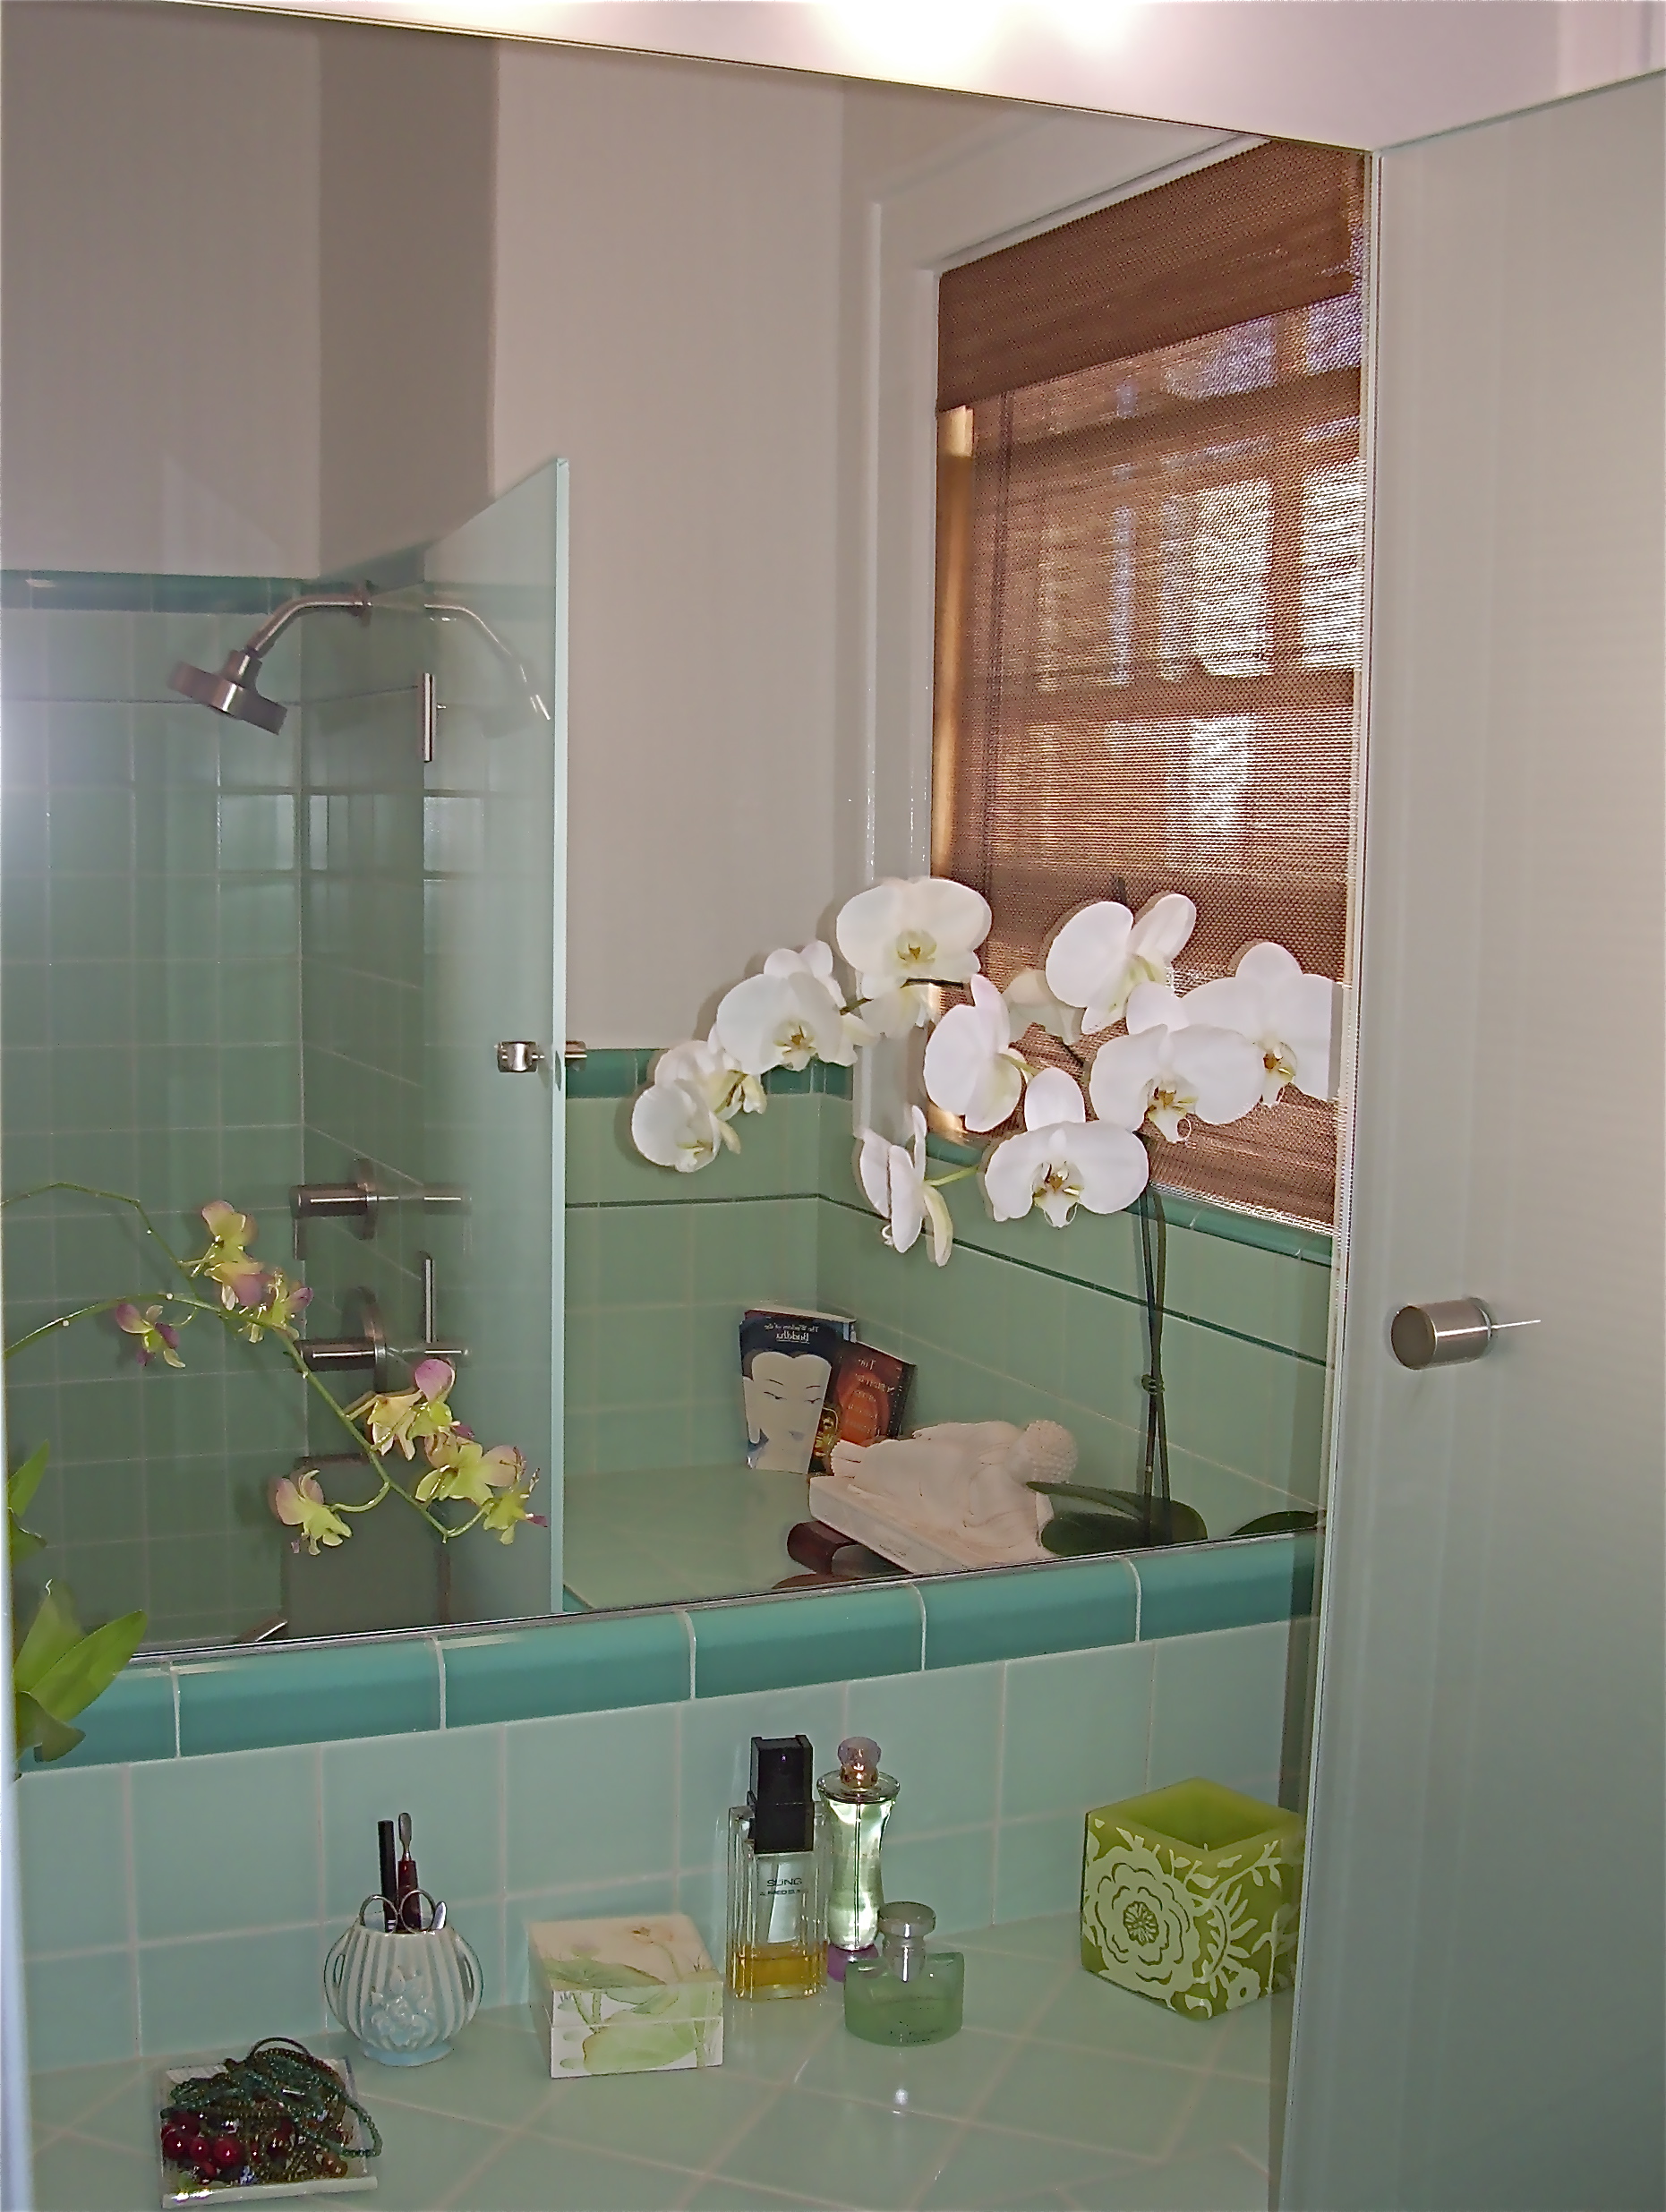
159;2037;382;2190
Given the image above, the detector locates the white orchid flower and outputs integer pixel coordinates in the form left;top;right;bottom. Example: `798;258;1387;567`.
1088;982;1263;1141
857;1106;953;1265
653;1032;763;1121
922;976;1028;1132
1179;942;1338;1105
630;1078;738;1172
1003;967;1083;1047
982;1068;1149;1227
1044;892;1198;1034
835;876;992;997
714;962;856;1076
852;983;935;1039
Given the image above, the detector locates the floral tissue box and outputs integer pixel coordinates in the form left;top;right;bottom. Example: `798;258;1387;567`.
1081;1778;1303;2019
528;1914;723;2079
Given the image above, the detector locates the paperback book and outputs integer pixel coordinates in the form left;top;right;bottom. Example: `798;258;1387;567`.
811;1341;915;1473
739;1309;854;1475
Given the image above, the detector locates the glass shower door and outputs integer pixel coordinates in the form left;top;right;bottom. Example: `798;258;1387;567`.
421;463;568;1623
293;461;566;1630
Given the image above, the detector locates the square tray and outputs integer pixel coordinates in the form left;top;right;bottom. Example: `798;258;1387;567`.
157;2055;377;2204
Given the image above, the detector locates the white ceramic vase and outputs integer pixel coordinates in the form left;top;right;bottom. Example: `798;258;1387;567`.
324;1900;482;2066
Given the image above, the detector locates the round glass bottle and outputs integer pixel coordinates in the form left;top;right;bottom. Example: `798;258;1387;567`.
843;1901;965;2046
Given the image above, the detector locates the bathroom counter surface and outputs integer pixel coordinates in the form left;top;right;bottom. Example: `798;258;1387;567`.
28;1915;1283;2212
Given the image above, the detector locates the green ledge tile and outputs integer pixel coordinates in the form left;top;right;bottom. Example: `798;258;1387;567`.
565;1047;654;1099
174;1637;440;1755
1132;1530;1316;1640
35;1660;175;1768
691;1585;921;1698
440;1608;689;1727
920;1559;1138;1669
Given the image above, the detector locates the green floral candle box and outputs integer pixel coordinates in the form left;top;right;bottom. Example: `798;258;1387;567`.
527;1914;724;2078
1081;1778;1303;2020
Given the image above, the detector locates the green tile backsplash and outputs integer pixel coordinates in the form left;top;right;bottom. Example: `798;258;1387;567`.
565;1089;1330;1536
17;1610;1310;2066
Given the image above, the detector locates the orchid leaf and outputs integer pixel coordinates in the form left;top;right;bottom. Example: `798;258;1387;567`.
13;1690;83;1764
8;1440;49;1518
13;1580;85;1695
1231;1509;1319;1538
1040;1513;1147;1557
543;1957;662;1993
29;1608;148;1724
8;1524;46;1562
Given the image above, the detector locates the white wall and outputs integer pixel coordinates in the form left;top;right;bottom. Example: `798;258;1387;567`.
492;45;848;1049
0;1;322;576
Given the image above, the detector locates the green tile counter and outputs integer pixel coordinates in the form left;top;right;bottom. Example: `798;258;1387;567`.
29;1916;1285;2211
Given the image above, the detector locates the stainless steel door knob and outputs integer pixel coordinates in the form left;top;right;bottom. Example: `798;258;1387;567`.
1389;1299;1540;1369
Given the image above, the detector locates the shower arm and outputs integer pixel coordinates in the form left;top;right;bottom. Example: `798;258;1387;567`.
426;598;550;720
232;586;372;676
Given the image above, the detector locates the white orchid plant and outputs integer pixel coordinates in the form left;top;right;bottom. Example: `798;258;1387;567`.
629;875;1337;1557
629;875;1338;1262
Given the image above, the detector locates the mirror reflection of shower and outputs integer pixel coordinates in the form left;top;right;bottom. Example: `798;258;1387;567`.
168;588;550;731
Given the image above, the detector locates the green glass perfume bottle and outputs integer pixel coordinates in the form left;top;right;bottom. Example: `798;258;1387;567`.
816;1737;899;1978
842;1900;964;2045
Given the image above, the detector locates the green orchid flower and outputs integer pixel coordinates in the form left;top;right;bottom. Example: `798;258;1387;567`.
235;1268;312;1345
113;1301;185;1368
414;1435;525;1510
269;1470;352;1553
186;1200;269;1311
346;1358;456;1460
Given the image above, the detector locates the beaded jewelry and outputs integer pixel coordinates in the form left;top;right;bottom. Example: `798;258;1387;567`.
158;2037;381;2191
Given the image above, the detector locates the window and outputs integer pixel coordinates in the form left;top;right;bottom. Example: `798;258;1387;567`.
933;142;1367;1226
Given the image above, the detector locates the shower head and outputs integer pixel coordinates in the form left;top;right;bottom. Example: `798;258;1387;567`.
169;648;287;732
169;586;372;731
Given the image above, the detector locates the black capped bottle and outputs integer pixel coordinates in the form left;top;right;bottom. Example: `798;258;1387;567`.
726;1735;825;1999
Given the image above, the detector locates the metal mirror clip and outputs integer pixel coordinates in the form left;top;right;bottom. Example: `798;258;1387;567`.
1390;1298;1542;1370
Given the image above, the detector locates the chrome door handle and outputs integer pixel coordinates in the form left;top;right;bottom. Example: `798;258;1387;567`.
1390;1298;1541;1370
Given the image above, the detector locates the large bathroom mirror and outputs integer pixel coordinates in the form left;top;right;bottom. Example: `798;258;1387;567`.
1;0;1356;1648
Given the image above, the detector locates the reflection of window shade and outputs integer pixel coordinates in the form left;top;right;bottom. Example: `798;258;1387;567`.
934;141;1366;1227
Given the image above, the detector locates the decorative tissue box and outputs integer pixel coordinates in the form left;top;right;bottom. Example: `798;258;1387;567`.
1081;1778;1303;2019
528;1913;723;2078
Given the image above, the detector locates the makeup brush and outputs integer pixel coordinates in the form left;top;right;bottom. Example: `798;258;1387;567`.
396;1812;420;1931
378;1820;397;1932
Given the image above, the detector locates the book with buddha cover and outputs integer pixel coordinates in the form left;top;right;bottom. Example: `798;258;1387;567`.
739;1309;853;1475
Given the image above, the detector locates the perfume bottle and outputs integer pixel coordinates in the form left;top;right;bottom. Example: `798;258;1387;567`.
816;1736;900;1979
842;1900;964;2046
727;1735;825;2000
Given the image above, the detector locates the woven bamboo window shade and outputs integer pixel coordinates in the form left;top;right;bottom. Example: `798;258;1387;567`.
933;141;1367;1227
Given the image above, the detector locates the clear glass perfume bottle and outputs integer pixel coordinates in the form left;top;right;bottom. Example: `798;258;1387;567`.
816;1736;900;1978
842;1900;964;2046
726;1735;825;2000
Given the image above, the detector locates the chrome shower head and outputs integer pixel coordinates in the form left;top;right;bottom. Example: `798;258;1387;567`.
168;586;372;732
169;648;287;732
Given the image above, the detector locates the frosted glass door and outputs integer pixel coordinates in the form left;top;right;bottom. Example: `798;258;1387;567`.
1284;81;1664;2212
422;463;568;1622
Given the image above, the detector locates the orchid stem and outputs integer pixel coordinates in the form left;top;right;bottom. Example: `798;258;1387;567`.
925;1166;978;1189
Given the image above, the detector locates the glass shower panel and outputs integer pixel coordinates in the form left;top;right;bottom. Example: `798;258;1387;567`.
288;465;566;1630
422;464;567;1624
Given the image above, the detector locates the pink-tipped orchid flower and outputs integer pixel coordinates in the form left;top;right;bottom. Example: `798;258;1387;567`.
269;1471;351;1554
346;1358;457;1461
113;1302;184;1369
188;1201;269;1311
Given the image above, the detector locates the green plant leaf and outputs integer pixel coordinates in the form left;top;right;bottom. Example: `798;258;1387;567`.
1031;1484;1208;1546
8;1441;49;1517
13;1690;84;1764
28;1609;148;1724
1040;1513;1147;1557
1231;1509;1319;1538
7;1524;46;1562
578;2019;699;2075
13;1581;85;1695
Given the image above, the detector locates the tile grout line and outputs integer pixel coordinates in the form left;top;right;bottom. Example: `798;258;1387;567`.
121;1764;143;2057
989;1660;1009;1919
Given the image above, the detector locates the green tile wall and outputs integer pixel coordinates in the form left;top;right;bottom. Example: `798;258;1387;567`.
16;1610;1311;2065
2;585;312;1644
563;1085;1331;1539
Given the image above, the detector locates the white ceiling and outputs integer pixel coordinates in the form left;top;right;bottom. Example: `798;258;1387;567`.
191;1;1664;149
